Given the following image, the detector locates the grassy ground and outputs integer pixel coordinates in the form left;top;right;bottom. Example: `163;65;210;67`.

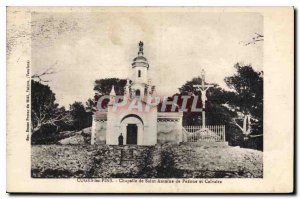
31;144;263;178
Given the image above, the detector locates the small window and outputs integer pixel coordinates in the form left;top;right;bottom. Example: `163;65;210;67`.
138;70;141;78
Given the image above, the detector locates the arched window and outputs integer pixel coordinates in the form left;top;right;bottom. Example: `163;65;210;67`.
138;70;141;78
135;89;140;96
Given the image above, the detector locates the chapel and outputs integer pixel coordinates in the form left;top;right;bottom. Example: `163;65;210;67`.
91;42;184;145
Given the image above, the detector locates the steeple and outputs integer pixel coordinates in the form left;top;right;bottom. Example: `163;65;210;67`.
132;41;149;69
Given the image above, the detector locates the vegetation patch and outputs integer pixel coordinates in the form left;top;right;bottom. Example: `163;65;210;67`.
32;144;262;178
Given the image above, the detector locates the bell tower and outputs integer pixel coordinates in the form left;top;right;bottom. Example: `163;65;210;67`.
131;41;149;84
130;41;150;98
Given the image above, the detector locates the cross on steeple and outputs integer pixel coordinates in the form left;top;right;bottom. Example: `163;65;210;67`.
138;41;144;56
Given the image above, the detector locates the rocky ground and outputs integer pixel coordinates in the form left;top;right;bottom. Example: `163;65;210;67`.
31;144;262;178
171;144;263;178
57;127;91;145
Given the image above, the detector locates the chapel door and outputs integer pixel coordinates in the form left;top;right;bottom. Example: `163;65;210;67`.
126;124;138;144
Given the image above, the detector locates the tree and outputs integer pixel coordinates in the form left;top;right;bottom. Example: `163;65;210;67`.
239;33;264;46
91;78;127;111
69;101;92;131
31;80;72;134
31;62;57;83
85;98;96;112
94;78;127;95
224;63;263;137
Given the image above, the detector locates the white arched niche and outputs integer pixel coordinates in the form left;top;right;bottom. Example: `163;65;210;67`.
120;115;144;145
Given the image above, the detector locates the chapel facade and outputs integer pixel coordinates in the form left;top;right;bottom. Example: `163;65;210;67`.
91;42;183;145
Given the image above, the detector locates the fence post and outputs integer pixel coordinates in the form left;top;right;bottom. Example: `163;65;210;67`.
223;125;226;142
218;125;221;142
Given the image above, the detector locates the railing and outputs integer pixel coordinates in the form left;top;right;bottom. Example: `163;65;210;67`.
182;125;225;142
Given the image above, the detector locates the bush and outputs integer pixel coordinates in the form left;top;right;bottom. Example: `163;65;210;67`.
156;146;183;178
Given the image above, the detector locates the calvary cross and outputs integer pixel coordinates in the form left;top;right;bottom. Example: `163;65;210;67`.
193;69;214;128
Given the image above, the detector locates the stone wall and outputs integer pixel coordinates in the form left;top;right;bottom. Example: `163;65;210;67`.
91;112;107;145
94;120;107;144
157;112;183;144
157;121;179;144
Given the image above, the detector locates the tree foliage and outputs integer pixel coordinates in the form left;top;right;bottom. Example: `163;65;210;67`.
69;101;92;131
31;80;72;134
31;80;73;144
224;63;263;135
94;78;127;95
31;81;92;144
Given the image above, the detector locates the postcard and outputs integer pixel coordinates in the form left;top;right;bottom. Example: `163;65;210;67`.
6;7;294;193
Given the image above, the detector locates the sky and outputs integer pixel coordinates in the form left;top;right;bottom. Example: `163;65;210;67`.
31;10;263;108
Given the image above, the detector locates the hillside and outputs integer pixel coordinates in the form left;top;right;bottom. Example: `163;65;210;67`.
32;144;262;178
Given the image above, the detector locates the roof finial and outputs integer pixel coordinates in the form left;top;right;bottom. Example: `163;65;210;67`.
110;85;116;96
138;41;144;56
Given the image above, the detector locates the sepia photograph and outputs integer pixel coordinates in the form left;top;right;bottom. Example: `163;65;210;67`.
25;10;264;179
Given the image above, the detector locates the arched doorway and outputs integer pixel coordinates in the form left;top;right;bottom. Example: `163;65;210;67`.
120;114;144;145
